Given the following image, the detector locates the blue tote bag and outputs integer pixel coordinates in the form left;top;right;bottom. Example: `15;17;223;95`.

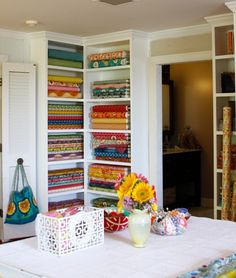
5;158;39;225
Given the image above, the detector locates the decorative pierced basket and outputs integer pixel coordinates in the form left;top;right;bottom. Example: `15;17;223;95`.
36;206;104;256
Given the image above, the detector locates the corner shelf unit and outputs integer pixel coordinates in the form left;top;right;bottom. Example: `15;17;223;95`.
206;13;235;219
30;31;149;212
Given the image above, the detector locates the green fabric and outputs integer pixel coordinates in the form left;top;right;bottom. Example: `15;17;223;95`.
48;58;83;69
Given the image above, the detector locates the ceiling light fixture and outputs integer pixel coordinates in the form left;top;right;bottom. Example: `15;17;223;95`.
92;0;139;5
25;20;38;27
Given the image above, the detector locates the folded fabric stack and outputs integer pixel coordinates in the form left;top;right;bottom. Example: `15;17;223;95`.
92;132;130;162
88;50;129;68
92;79;130;99
48;198;84;211
90;105;130;130
48;75;83;99
48;48;83;69
48;168;84;194
48;103;83;130
88;164;130;193
48;133;83;161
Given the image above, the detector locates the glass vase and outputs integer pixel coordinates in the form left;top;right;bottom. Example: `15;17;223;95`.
128;209;151;248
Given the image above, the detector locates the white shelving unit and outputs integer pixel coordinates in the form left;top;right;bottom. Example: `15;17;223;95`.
30;33;85;212
30;31;149;211
206;13;235;219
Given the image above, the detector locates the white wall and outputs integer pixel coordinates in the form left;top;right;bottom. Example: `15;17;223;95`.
0;29;30;62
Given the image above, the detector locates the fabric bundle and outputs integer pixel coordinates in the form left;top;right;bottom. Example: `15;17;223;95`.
222;107;232;220
48;198;84;211
48;168;84;194
48;103;83;130
92;132;130;162
48;48;83;69
88;164;130;193
88;50;129;68
92;79;130;99
90;105;130;130
48;75;83;99
48;133;83;161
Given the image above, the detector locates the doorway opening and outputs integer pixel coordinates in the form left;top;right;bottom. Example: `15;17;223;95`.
162;61;213;218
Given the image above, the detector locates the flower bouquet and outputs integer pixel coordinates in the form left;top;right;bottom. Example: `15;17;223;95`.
115;173;157;214
115;173;157;247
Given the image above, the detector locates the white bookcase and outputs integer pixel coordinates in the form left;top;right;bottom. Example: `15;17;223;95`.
30;31;149;212
206;13;235;219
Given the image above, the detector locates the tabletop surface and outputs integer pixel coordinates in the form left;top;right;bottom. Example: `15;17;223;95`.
0;216;236;278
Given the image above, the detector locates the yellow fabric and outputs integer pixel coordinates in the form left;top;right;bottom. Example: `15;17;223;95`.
48;75;83;83
91;118;128;124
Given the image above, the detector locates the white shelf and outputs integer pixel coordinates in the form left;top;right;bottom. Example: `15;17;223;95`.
86;189;117;198
48;159;84;165
86;129;131;134
48;129;84;133
216;93;235;97
48;97;84;102
48;188;84;198
215;54;234;60
48;65;84;72
86;65;130;72
87;159;131;166
216;131;236;135
86;98;131;103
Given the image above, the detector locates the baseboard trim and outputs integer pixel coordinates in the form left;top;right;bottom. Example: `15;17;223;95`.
201;198;213;208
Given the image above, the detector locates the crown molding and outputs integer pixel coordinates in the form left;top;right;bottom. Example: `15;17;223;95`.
205;13;233;26
83;29;148;45
225;1;236;13
27;31;83;45
148;24;211;41
0;28;27;40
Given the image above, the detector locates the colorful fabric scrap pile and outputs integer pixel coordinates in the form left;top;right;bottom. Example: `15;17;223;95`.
90;105;130;130
88;164;130;193
48;133;83;161
91;132;130;162
179;252;236;278
151;208;190;236
48;167;84;194
48;103;83;130
48;48;83;69
48;75;83;99
91;79;130;99
48;198;84;211
88;50;129;68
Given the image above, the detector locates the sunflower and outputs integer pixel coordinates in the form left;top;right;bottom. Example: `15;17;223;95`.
118;173;138;197
132;182;154;204
18;199;30;214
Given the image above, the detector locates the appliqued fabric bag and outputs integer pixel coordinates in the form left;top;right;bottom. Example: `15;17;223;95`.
5;158;39;224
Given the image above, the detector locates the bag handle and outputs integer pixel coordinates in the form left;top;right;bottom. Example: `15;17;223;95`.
12;158;29;191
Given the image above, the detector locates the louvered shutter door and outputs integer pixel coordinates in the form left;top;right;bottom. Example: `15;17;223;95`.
1;63;36;241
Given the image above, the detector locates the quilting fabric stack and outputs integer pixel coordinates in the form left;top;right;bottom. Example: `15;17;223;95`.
48;48;83;69
92;132;130;162
48;103;83;130
48;198;84;211
90;105;130;130
88;164;130;193
48;75;83;99
48;133;83;161
88;50;129;68
48;168;84;194
92;79;130;99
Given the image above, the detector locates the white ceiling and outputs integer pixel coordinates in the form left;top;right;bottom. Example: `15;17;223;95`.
0;0;232;37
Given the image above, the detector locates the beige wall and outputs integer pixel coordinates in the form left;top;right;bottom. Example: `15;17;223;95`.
150;33;212;56
170;61;213;200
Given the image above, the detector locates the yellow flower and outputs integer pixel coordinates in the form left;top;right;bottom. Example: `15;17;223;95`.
18;199;30;214
152;203;157;212
132;182;154;204
118;173;138;197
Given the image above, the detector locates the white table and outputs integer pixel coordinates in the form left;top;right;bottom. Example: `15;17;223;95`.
0;216;236;278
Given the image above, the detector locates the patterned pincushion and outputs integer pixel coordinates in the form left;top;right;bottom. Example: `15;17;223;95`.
104;208;128;233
